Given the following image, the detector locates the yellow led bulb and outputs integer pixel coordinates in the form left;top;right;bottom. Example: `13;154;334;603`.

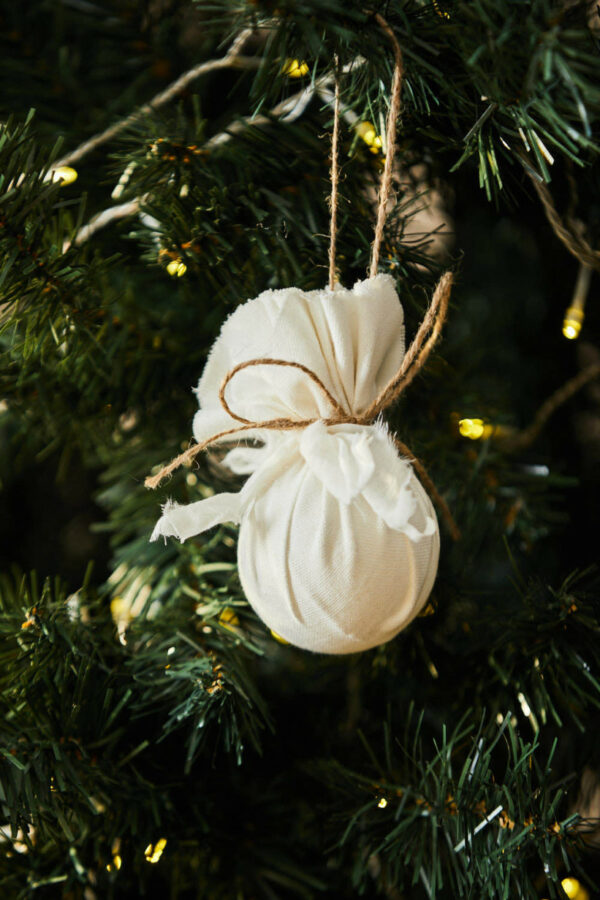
356;121;384;154
219;607;240;629
459;418;494;440
356;121;377;145
145;838;167;864
561;877;590;900
283;59;309;78
166;259;187;277
562;263;591;340
48;166;78;186
562;306;584;340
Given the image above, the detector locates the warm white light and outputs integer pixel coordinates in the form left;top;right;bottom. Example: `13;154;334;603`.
145;838;167;864
459;418;493;440
562;304;584;340
166;259;187;277
219;607;240;628
283;59;309;78
48;166;78;186
562;321;580;340
356;121;384;154
561;877;589;900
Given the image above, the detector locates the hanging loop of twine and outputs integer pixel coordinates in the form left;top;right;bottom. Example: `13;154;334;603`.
327;13;404;286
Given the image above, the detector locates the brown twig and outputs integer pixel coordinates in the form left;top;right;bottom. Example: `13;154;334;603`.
526;172;600;272
67;61;364;250
502;362;600;452
62;199;141;251
55;29;258;169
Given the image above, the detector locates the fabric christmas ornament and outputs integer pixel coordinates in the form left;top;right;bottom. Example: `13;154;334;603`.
146;16;457;654
150;274;445;654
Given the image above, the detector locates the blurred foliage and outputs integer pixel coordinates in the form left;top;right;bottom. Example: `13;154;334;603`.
1;0;600;896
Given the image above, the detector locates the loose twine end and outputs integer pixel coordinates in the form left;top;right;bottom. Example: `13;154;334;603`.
394;437;461;542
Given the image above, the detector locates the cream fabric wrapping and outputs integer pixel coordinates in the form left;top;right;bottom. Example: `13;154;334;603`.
151;275;440;654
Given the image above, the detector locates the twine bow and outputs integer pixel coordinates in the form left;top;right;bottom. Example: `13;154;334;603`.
145;272;460;540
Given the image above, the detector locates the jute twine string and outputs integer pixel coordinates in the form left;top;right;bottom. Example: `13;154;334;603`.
393;436;461;542
328;57;341;291
364;272;452;420
145;16;460;539
369;11;404;278
219;358;349;424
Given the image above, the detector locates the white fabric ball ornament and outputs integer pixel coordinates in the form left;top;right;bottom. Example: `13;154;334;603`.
151;274;440;654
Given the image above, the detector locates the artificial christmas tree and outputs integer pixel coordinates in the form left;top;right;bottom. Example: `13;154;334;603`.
1;1;600;897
